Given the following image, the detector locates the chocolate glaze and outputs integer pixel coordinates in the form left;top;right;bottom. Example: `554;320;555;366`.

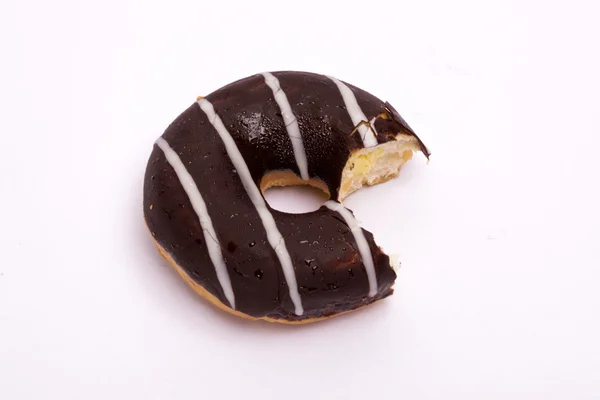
144;71;427;321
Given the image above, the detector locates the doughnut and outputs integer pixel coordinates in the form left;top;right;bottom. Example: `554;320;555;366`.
144;71;429;324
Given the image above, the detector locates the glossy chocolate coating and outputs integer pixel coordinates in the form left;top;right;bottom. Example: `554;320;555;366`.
144;71;427;321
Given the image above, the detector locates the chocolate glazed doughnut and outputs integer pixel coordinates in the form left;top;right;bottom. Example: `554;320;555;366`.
144;71;429;324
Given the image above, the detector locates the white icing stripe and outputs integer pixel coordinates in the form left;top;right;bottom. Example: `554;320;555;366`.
197;98;304;315
262;72;310;181
155;138;236;309
327;75;378;148
324;200;378;297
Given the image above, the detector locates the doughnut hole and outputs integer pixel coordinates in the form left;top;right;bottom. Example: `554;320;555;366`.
261;172;330;214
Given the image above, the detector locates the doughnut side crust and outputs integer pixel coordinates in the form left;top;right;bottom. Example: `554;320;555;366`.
149;233;388;324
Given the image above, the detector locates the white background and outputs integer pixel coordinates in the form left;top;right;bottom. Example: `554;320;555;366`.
1;0;599;398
